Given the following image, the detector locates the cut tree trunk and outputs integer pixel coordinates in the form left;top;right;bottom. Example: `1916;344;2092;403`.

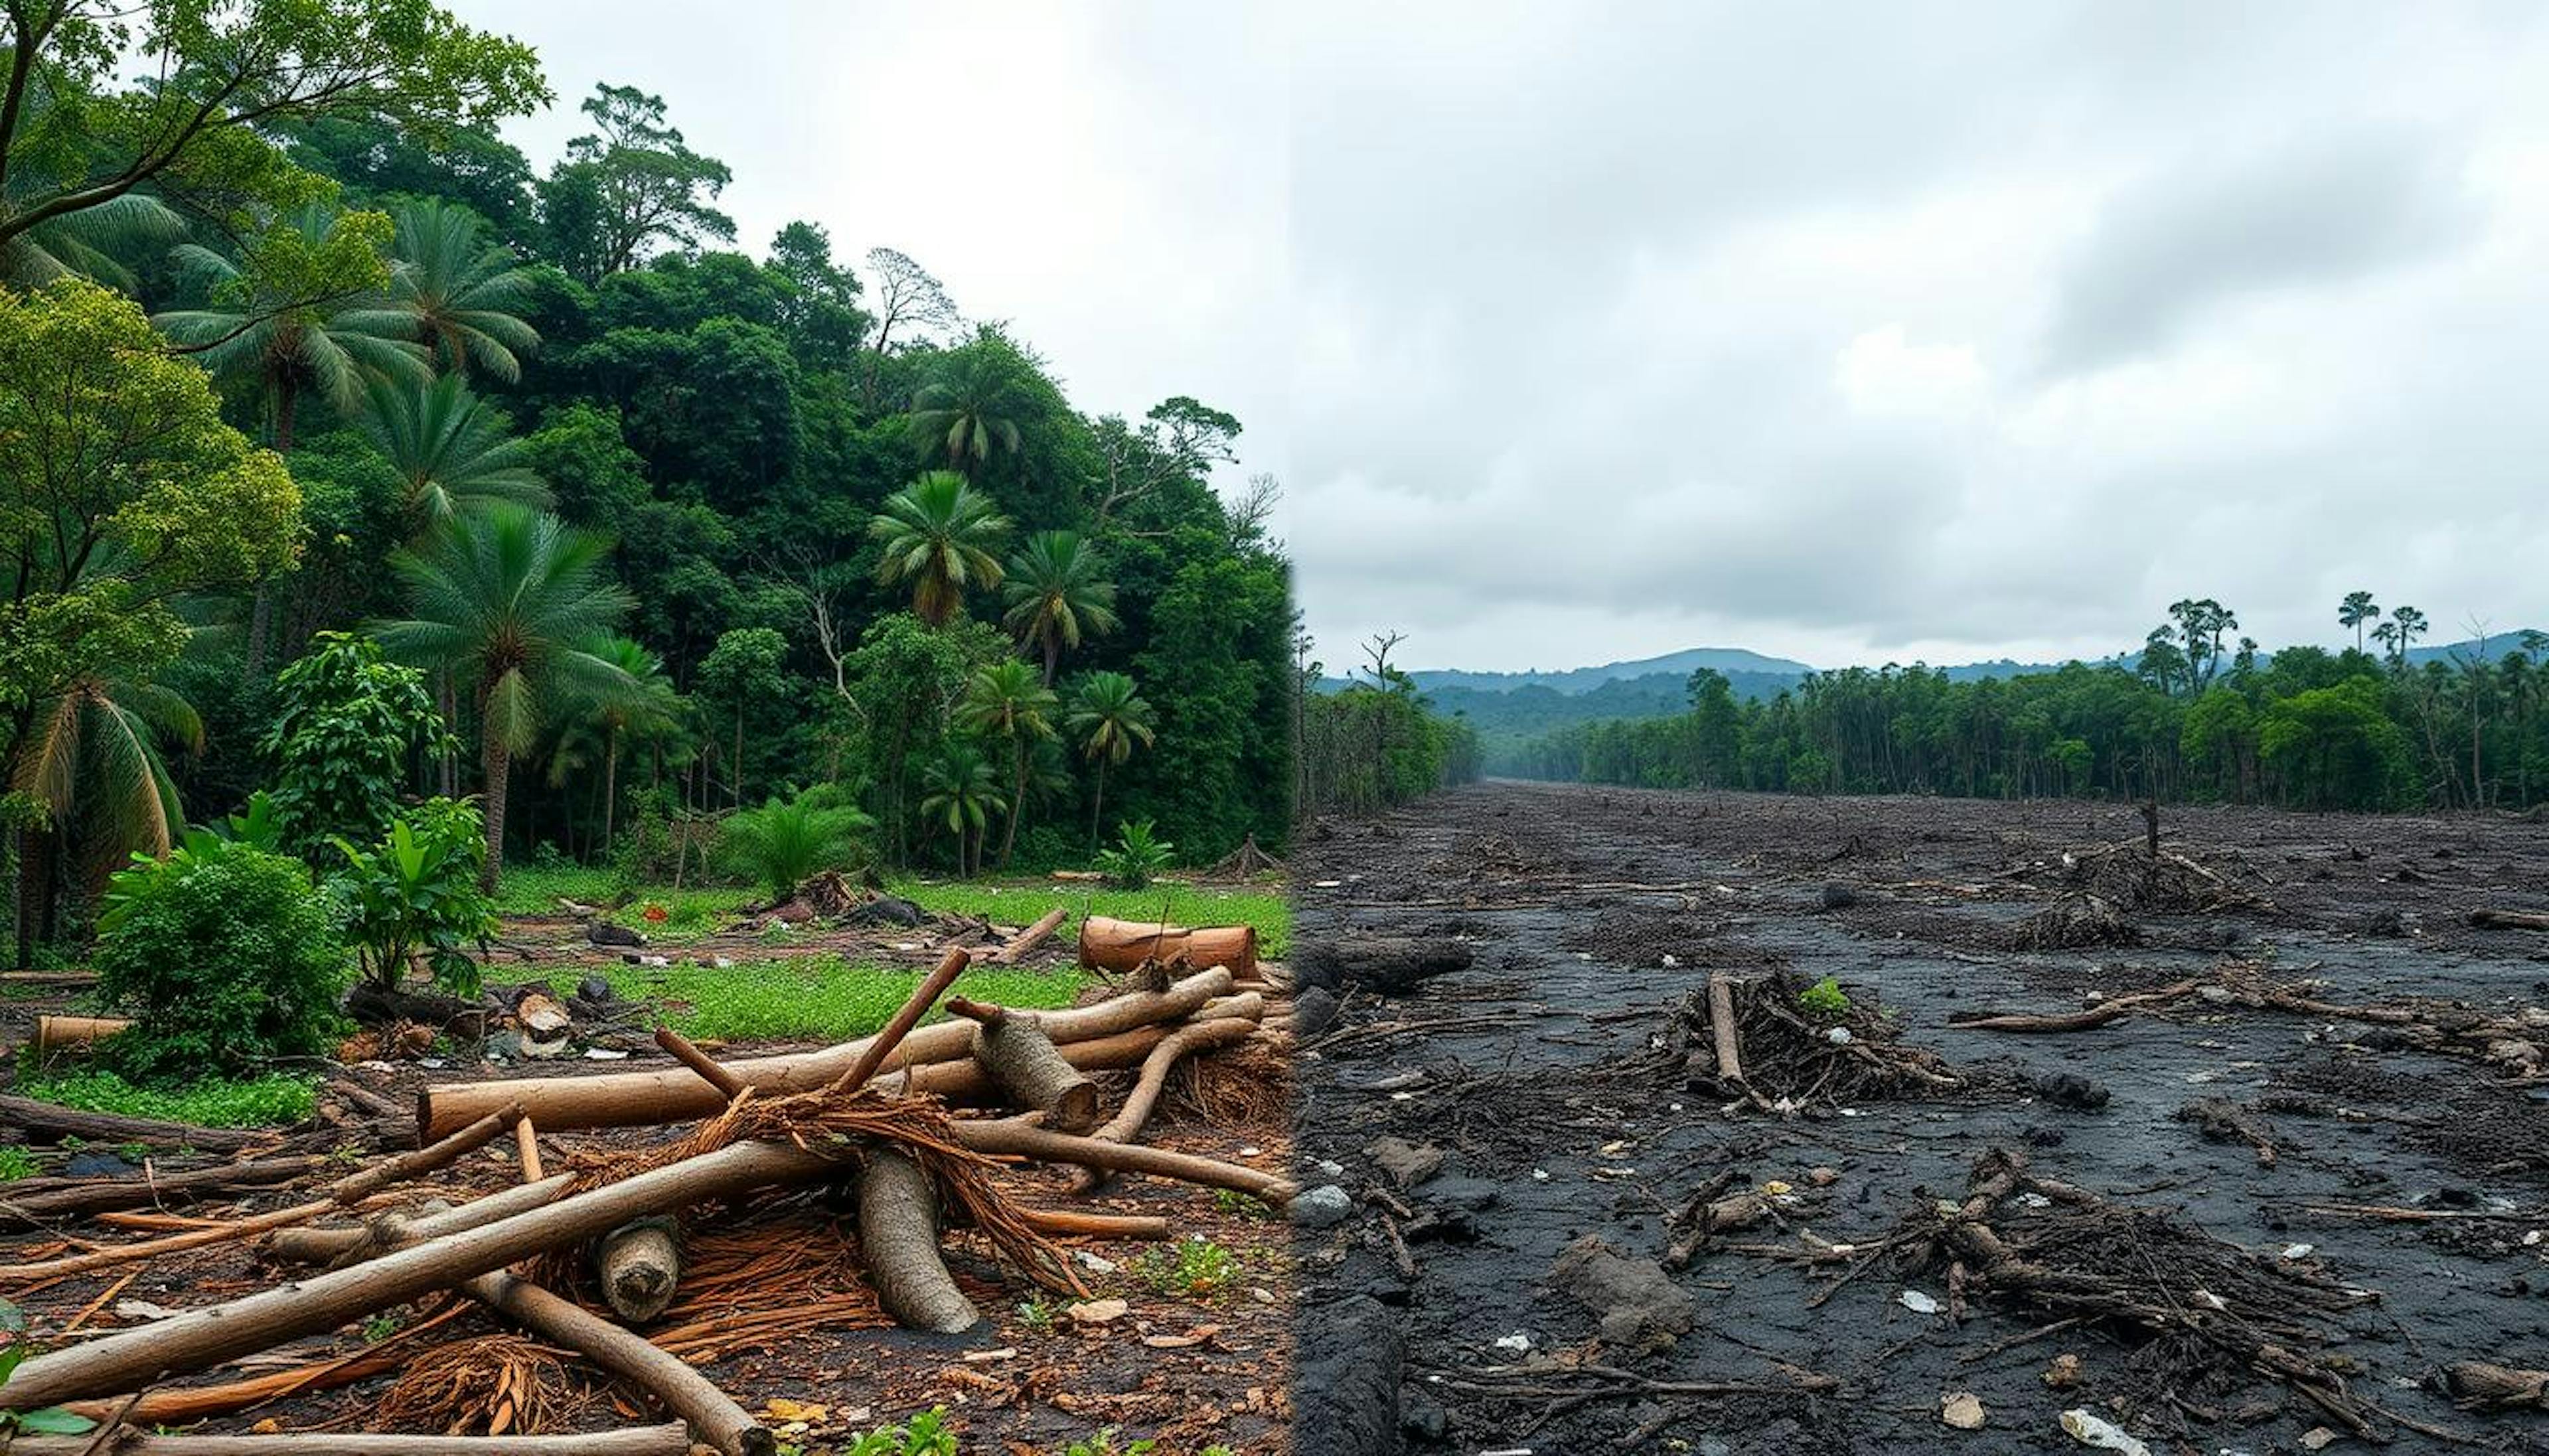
33;1014;131;1058
596;1217;681;1323
951;1000;1099;1133
1077;917;1259;977
856;1149;976;1333
420;968;1237;1139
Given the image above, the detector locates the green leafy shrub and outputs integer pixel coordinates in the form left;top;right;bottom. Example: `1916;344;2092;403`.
1092;820;1172;890
0;1147;36;1181
334;798;499;997
1130;1236;1239;1299
843;1407;957;1456
262;632;450;863
15;1070;319;1128
1797;975;1850;1018
94;832;348;1083
720;784;876;901
1063;1431;1156;1456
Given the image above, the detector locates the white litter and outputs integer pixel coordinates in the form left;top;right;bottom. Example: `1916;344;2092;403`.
1825;1026;1853;1046
2058;1409;2151;1454
1492;1333;1531;1353
2281;1243;2315;1260
1898;1289;1940;1315
583;1047;630;1060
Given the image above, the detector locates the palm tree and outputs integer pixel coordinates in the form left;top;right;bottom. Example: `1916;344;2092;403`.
919;742;1004;877
152;205;429;450
11;675;198;965
376;506;637;890
909;348;1032;474
1;190;186;291
544;636;682;850
720;785;876;901
2339;591;2380;654
1067;670;1155;847
1002;531;1120;684
869;471;1011;626
360;373;553;531
2390;605;2430;666
2372;619;2404;663
350;198;543;380
955;660;1058;871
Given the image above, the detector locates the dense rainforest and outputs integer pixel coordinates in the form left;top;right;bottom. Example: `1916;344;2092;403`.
1515;597;2547;814
1;1;1292;965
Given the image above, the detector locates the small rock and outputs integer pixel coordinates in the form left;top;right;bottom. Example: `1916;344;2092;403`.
1367;1136;1446;1188
1292;985;1342;1037
1549;1235;1695;1351
586;920;646;948
1292;1185;1354;1229
1940;1391;1985;1430
2043;1352;2082;1388
1492;1332;1531;1353
1067;1297;1129;1325
1401;1393;1450;1441
2034;1072;2112;1110
1899;1289;1941;1315
1806;1167;1840;1187
2299;1427;2340;1452
1819;882;1859;910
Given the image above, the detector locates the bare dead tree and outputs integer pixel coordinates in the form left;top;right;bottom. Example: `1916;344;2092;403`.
860;248;961;408
1363;630;1409;688
1226;472;1281;550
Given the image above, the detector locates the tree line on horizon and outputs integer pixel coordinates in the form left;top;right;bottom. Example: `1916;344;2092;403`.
1507;595;2546;814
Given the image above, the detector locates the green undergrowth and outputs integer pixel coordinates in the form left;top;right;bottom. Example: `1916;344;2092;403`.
502;955;1085;1043
491;866;1292;960
13;1068;319;1128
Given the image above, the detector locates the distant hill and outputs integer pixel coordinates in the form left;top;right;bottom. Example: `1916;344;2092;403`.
1401;646;1814;695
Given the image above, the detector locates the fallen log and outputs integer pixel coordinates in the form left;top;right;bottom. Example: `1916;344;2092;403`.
32;1015;131;1058
986;907;1068;964
420;968;1237;1139
3;1104;526;1281
2443;1360;2548;1409
1947;980;2202;1033
948;998;1098;1133
856;1149;976;1333
953;1119;1295;1203
0;1094;272;1153
1290;934;1468;995
1063;1007;1265;1195
268;1175;575;1268
1707;969;1746;1085
0;1157;321;1226
1077;916;1258;977
2471;909;2549;932
467;1270;766;1456
1012;1206;1172;1240
8;1427;694;1456
0;1139;838;1410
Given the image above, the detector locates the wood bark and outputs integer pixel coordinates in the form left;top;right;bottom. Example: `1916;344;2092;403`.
855;1150;976;1333
420;968;1236;1139
837;947;970;1092
1077;916;1258;977
268;1175;574;1268
1707;969;1745;1084
0;1141;836;1410
468;1269;769;1456
1948;980;2203;1033
952;1001;1098;1133
1012;1206;1172;1240
8;1429;692;1456
0;1094;268;1153
2471;909;2549;932
596;1218;681;1323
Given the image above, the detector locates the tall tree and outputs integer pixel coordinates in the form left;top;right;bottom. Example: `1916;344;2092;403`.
1002;530;1119;684
0;0;543;259
360;196;542;379
1067;670;1154;847
544;635;680;850
153;204;426;449
540;84;733;281
956;658;1056;871
696;625;786;808
375;506;636;889
869;471;1010;627
359;372;551;530
0;279;302;960
858;246;958;407
2338;591;2380;654
909;342;1033;475
766;220;866;368
918;741;1001;877
2389;605;2429;665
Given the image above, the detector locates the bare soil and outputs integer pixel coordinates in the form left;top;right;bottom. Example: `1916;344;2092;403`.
1290;781;2549;1455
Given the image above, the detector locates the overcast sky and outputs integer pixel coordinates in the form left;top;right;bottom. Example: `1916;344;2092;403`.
455;2;2549;674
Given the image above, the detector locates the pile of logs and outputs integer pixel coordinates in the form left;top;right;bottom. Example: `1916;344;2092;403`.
0;914;1288;1455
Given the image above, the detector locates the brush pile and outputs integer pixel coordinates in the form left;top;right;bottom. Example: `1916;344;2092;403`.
1646;966;1962;1111
0;914;1289;1456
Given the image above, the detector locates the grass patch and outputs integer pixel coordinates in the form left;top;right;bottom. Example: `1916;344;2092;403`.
0;1145;37;1181
16;1070;318;1128
491;865;1290;960
504;955;1085;1043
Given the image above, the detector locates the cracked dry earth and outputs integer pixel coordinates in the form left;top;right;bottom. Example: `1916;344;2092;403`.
1287;780;2549;1455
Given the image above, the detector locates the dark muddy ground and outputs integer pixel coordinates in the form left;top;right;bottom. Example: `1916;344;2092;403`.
1290;782;2549;1455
